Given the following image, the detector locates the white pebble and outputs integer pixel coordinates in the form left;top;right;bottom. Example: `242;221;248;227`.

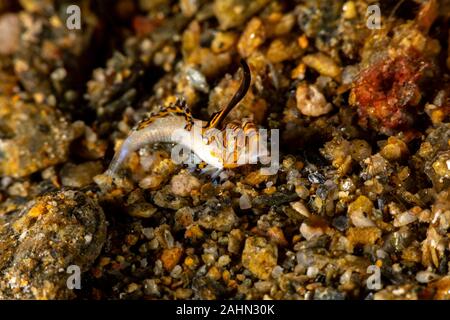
290;201;310;218
416;271;439;284
170;265;183;278
340;270;353;284
350;211;375;228
84;234;92;244
296;84;333;117
306;266;319;278
271;266;284;279
394;211;417;227
239;194;252;210
300;223;324;241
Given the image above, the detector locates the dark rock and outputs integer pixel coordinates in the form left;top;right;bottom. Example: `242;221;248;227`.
0;190;106;299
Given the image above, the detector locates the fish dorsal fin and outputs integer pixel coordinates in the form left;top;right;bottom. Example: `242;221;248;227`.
136;98;194;131
162;98;191;115
205;59;251;130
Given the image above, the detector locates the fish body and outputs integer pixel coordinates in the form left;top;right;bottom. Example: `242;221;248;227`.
105;102;267;176
105;59;267;177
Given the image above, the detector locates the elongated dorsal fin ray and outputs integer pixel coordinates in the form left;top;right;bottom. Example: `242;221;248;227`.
205;59;251;130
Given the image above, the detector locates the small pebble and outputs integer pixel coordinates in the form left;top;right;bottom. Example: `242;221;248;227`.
239;193;252;210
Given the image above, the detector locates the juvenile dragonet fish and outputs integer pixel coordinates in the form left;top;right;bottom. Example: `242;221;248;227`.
105;59;269;177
